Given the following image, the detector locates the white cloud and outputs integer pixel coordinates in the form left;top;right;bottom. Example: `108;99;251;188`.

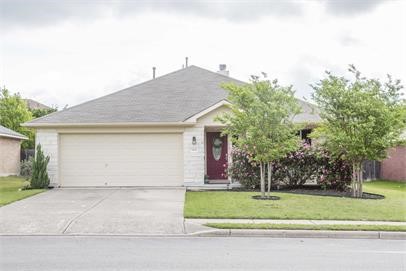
0;1;405;108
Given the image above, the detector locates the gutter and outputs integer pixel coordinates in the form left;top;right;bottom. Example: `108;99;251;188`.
0;133;28;140
22;121;197;128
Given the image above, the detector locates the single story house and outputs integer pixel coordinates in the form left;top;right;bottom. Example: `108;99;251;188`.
24;98;52;110
0;125;28;176
23;65;321;187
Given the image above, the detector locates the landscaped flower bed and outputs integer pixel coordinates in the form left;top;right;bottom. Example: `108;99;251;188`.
228;143;352;191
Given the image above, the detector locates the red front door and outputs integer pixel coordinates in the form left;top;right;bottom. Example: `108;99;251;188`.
206;132;228;180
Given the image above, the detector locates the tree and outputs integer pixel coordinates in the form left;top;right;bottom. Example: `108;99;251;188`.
312;65;406;198
30;144;50;189
0;87;34;148
30;107;57;119
218;77;301;198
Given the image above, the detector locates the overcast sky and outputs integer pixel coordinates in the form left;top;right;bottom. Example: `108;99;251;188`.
1;0;405;108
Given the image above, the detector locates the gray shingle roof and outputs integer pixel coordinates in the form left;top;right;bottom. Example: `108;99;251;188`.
294;100;321;124
0;125;28;140
23;99;52;110
25;65;321;126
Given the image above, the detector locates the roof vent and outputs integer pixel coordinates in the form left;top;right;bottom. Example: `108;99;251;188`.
217;64;229;76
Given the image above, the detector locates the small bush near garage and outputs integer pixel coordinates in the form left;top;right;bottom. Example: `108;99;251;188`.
20;156;34;178
30;144;50;189
228;144;352;191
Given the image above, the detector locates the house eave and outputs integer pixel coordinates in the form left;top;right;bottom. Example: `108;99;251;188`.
0;133;28;140
294;121;321;128
183;100;231;123
22;122;197;129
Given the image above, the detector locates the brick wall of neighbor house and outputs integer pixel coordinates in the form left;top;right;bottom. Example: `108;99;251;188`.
381;146;406;182
0;137;22;176
183;127;205;185
36;129;59;186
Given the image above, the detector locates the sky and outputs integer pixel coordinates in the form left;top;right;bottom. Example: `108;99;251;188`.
0;0;405;109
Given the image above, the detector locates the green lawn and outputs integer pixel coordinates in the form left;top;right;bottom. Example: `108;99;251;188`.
184;181;406;221
205;223;406;232
0;176;45;206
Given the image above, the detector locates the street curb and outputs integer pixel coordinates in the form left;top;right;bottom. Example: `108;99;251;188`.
192;229;406;240
379;231;406;240
1;230;405;240
0;233;190;238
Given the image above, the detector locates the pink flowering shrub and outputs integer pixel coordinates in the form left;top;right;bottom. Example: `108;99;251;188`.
272;143;320;187
315;148;352;191
229;143;352;191
228;148;260;189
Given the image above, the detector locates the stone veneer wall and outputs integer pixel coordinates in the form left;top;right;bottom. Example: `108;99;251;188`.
183;127;205;185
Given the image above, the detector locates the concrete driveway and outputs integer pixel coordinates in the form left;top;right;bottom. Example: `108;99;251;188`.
0;188;185;235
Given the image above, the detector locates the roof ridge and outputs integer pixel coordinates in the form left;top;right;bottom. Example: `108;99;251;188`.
188;65;246;84
192;66;314;105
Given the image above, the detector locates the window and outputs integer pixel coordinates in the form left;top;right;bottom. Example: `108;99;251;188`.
299;129;312;145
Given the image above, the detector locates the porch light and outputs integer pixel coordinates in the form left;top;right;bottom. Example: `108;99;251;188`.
192;136;197;145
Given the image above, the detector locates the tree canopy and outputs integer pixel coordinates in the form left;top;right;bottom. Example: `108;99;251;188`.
218;77;301;197
0;87;57;149
312;65;406;197
0;87;34;149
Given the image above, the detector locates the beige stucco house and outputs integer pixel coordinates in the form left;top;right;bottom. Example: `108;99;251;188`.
0;125;28;176
23;65;320;187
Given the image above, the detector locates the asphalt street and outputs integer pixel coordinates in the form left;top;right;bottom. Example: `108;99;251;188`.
1;236;405;271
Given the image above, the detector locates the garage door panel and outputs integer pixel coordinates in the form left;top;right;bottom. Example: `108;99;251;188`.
60;134;183;186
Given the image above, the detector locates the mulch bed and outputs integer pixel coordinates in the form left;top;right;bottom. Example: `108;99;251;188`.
277;188;385;200
189;186;385;199
252;195;281;201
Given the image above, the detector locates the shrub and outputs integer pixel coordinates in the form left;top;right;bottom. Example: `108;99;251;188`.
316;148;352;191
272;143;320;188
30;144;50;189
20;156;34;178
228;148;260;189
229;144;352;191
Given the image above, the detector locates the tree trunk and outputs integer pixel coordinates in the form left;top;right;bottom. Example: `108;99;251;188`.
260;162;265;198
351;162;364;198
352;163;357;198
267;162;272;198
358;162;363;198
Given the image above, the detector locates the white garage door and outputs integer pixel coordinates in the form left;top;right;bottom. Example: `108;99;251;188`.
59;133;183;187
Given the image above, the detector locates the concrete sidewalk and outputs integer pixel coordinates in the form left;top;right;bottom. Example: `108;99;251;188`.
183;218;406;240
185;218;406;226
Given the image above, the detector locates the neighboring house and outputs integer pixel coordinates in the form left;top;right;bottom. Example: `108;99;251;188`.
23;65;321;187
24;99;52;110
0;125;28;176
380;130;406;182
